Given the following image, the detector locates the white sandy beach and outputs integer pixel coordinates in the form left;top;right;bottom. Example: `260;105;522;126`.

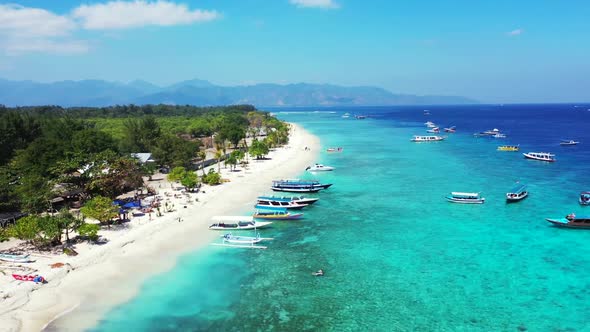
0;123;320;332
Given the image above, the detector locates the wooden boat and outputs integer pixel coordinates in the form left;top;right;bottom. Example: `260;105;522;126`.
0;253;33;263
209;216;272;230
257;195;319;205
445;192;485;204
444;126;456;133
271;179;332;193
506;183;528;203
306;164;335;172
326;147;343;153
546;214;590;229
12;274;45;282
255;200;308;210
253;210;304;220
579;192;590;206
497;145;519;151
560;140;580;146
523;152;556;162
411;135;445;142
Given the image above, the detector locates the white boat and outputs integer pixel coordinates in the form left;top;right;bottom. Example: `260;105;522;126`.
444;126;456;133
305;163;335;172
411;135;445;142
560;140;579;146
483;128;501;135
426;127;440;133
425;121;437;128
445;192;485;204
523;152;556;162
492;133;507;138
342;113;350;118
209;216;272;230
0;253;33;263
221;233;273;245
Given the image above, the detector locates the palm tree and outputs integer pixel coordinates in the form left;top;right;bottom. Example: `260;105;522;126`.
214;149;222;173
197;150;207;176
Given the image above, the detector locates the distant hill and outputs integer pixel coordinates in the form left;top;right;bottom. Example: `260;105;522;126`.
0;78;477;107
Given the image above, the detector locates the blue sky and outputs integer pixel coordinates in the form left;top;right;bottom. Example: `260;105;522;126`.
0;0;589;103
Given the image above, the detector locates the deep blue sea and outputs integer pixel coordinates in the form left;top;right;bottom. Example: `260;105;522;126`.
90;104;590;331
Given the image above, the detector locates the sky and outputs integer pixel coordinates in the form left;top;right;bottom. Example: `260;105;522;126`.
0;0;589;103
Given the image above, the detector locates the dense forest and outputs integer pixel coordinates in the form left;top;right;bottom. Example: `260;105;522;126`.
0;104;288;222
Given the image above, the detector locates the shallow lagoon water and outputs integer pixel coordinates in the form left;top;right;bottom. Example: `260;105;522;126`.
90;104;590;331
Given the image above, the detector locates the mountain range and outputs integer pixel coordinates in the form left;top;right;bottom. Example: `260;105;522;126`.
0;78;477;107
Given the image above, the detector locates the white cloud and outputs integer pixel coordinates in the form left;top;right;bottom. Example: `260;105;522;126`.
72;0;220;30
289;0;339;9
0;4;85;55
0;4;75;37
507;28;524;36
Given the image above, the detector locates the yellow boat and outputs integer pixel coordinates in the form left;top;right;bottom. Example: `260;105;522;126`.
497;145;519;151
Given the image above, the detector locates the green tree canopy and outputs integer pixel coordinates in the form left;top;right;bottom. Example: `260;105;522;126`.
80;196;119;225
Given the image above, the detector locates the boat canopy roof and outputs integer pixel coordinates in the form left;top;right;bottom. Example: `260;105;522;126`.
212;216;254;222
508;183;527;194
451;192;480;197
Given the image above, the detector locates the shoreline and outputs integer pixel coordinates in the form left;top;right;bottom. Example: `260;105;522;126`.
0;123;320;332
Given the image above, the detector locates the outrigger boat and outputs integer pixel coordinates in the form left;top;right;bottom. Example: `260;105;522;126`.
560;139;579;146
579;192;590;206
253;209;304;220
546;214;590;229
426;127;440;133
326;147;343;153
411;135;445;142
12;274;45;283
255;201;308;210
208;216;272;230
306;164;335;172
523;152;556;162
0;253;33;263
444;126;456;133
271;179;332;193
497;145;519;151
445;192;485;204
425;121;437;128
506;183;528;203
210;233;274;250
257;195;319;205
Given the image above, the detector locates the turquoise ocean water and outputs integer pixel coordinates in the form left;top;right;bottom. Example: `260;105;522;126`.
85;105;590;331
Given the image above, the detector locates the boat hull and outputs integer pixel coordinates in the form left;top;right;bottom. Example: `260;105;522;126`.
445;197;485;204
254;213;303;220
208;221;272;230
506;192;528;203
523;153;556;162
271;187;322;193
255;202;308;210
546;218;590;229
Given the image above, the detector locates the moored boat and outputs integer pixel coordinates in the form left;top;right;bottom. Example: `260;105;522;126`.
506;183;528;203
546;214;590;229
411;135;445;142
209;216;272;230
560;139;579;146
523;152;556;162
326;147;343;153
426;127;440;133
306;163;335;172
271;179;332;193
255;201;308;210
253;210;304;220
257;195;319;205
579;192;590;206
497;145;519;151
445;192;485;204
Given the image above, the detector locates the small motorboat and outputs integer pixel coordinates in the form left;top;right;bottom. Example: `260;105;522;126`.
506;183;528;203
306;164;335;172
579;192;590;206
492;133;507;138
444;126;456;133
425;121;437;128
560;140;579;146
355;115;367;119
445;192;485;204
255;200;308;210
546;214;590;229
257;195;319;205
326;147;343;153
426;127;440;133
523;152;556;162
497;145;519;152
411;135;445;142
